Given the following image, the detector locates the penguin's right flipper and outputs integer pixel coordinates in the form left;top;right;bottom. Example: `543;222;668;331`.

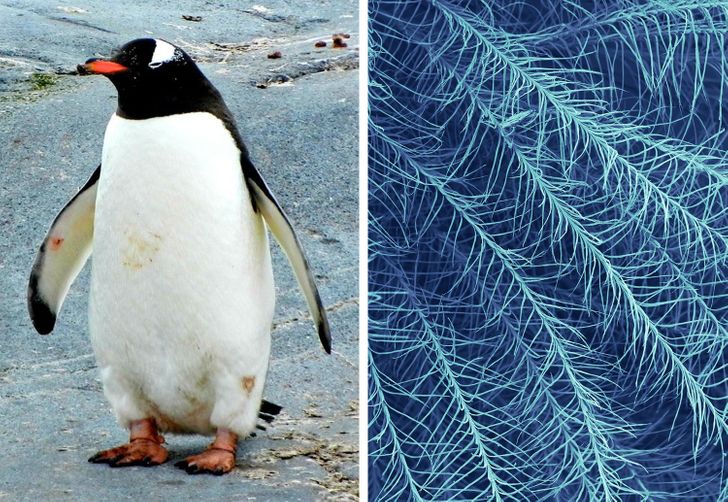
28;166;100;334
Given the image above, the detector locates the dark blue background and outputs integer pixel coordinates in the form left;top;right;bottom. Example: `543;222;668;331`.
368;1;728;500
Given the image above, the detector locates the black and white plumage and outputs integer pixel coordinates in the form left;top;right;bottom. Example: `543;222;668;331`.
27;38;330;441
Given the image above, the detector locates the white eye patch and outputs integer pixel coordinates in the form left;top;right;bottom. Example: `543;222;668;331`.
149;39;178;69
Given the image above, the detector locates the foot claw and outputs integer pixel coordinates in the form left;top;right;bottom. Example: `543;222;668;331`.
89;440;168;468
175;448;235;475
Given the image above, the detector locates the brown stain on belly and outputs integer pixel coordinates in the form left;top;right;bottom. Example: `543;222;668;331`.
242;376;256;395
122;229;162;270
140;393;210;434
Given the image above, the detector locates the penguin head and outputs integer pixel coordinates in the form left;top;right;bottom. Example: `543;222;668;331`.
79;38;220;119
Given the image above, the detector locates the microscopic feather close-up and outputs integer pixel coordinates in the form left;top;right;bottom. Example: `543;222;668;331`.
368;0;728;500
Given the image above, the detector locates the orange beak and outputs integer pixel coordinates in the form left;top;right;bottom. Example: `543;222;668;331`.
81;59;128;75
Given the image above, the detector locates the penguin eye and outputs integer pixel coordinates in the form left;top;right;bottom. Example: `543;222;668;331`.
149;61;163;69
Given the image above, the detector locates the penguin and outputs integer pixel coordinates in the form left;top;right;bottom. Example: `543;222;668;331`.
27;38;331;475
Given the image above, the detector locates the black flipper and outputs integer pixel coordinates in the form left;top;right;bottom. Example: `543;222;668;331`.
248;177;332;353
203;85;332;353
28;166;100;334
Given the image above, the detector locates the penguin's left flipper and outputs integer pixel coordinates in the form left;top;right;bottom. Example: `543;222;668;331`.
28;166;100;334
248;178;332;353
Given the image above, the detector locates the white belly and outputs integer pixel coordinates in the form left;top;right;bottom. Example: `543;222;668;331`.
89;112;275;435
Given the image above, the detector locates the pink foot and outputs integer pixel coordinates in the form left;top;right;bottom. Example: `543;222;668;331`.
175;428;238;475
89;418;168;467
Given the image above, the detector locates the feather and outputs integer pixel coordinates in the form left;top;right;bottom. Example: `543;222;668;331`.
368;1;728;499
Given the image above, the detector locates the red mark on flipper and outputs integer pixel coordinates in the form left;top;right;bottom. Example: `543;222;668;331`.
50;236;64;251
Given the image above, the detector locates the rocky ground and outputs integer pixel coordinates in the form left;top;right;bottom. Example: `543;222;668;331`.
0;1;359;500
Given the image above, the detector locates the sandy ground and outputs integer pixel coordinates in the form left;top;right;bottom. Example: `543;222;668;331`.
0;1;358;500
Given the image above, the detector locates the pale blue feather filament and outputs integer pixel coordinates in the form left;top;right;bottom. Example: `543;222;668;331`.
368;1;728;500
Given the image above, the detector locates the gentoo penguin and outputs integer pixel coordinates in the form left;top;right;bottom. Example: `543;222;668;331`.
27;38;331;475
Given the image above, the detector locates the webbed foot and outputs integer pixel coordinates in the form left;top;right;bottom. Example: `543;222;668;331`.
175;428;237;475
89;418;168;467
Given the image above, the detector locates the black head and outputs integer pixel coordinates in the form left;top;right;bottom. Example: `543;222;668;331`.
79;38;223;120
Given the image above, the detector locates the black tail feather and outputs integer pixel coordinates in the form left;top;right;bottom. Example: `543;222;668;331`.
256;399;282;431
259;399;283;417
